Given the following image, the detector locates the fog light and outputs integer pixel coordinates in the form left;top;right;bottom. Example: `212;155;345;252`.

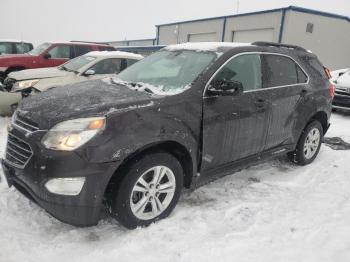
45;177;86;196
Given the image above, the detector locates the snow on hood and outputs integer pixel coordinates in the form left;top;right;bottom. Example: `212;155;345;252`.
335;70;350;87
164;42;251;52
18;78;156;129
9;67;71;81
109;77;191;96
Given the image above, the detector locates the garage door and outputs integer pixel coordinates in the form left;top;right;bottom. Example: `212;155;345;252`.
232;28;274;43
188;32;217;42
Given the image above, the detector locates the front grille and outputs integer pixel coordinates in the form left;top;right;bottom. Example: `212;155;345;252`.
5;133;33;168
4;78;16;91
335;88;350;97
13;113;39;133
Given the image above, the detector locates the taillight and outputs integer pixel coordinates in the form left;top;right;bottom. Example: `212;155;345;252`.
329;83;335;98
324;67;332;79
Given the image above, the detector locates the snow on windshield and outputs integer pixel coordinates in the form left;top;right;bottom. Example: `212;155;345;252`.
109;78;191;96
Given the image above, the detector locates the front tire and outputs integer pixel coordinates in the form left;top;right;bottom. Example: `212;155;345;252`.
288;120;323;165
110;152;183;229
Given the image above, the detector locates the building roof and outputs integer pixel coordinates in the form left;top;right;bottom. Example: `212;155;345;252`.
156;5;350;27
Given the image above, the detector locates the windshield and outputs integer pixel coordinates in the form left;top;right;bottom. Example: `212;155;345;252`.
60;55;96;72
28;43;50;56
117;50;216;94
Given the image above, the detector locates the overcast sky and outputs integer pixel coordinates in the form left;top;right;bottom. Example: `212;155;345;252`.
1;0;349;46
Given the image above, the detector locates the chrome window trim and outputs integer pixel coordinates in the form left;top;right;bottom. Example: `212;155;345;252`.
203;52;310;97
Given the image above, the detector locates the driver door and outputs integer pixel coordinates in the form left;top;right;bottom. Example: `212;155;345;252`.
201;53;270;172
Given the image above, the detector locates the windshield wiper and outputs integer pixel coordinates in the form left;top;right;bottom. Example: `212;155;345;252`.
60;66;78;73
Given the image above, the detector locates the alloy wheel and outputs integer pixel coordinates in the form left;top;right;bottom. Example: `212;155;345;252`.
130;166;176;220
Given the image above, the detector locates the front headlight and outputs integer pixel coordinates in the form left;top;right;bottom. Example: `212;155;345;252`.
42;117;106;151
13;79;40;91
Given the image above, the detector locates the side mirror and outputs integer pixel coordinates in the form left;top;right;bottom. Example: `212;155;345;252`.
208;79;243;96
43;53;51;59
84;69;95;76
339;72;345;77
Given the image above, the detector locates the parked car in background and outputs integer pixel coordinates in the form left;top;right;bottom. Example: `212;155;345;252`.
0;41;115;83
0;40;33;56
332;68;350;112
0;51;143;116
2;42;333;229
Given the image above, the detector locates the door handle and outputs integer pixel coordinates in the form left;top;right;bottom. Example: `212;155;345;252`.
300;89;308;96
254;99;266;108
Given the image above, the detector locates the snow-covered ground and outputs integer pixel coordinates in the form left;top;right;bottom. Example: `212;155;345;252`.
1;113;350;262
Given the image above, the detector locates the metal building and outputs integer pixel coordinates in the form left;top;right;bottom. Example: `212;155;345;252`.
153;6;350;70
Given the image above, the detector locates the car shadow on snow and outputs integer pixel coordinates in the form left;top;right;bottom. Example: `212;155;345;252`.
323;137;350;150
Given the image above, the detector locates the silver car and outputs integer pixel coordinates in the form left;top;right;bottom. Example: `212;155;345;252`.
0;51;143;116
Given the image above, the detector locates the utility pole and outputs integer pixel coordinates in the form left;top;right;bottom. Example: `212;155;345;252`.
236;0;240;14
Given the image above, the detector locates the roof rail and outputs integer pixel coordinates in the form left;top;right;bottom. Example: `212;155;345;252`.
70;40;111;45
252;41;307;52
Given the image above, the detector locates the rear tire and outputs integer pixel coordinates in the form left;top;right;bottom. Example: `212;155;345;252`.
288;120;323;165
110;152;183;229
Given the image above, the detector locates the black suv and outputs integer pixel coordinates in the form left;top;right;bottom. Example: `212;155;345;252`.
2;42;333;229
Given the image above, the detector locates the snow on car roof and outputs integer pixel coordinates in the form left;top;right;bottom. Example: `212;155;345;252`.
0;39;31;43
86;51;144;60
164;42;251;52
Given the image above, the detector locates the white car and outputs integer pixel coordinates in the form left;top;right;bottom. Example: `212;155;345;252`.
0;51;143;116
331;68;350;112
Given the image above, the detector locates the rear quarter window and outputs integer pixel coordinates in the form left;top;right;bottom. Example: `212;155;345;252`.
262;54;307;88
301;56;328;80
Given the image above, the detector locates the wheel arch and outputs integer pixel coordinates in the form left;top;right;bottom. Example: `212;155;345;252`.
104;140;195;200
309;111;329;135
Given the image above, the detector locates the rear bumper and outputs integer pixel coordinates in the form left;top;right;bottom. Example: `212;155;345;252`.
2;156;117;227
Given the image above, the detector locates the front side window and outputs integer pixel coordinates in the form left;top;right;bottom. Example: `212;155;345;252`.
0;43;13;54
28;42;50;56
90;58;122;74
211;54;262;92
48;45;71;59
117;50;216;93
263;55;307;88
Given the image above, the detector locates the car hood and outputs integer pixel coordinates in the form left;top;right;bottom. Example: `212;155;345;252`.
9;67;71;81
336;72;350;88
17;78;158;129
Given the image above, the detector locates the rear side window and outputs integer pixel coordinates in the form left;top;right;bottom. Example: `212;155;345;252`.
89;58;122;74
15;43;32;54
126;59;139;67
262;54;307;88
74;45;92;57
212;54;262;92
98;46;115;51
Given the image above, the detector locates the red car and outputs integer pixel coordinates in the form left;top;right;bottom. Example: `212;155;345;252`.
0;41;115;82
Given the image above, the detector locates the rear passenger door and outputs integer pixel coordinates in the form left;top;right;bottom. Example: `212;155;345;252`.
74;45;93;58
261;54;309;151
202;53;270;172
